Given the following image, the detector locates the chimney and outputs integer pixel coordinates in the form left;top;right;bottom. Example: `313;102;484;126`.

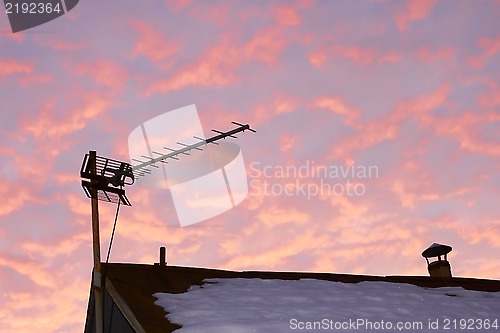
154;246;167;266
421;243;452;278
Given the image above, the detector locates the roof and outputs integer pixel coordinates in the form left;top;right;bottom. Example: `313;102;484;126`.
87;263;500;333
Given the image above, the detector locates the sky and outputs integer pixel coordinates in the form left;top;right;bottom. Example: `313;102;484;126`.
154;278;500;332
0;0;499;331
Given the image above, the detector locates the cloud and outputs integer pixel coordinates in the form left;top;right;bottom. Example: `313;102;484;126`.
279;133;299;153
73;58;129;93
417;47;455;63
312;96;360;125
129;20;180;62
273;0;315;26
238;95;299;130
468;36;500;69
308;50;327;68
34;37;87;51
146;26;288;95
395;0;436;31
19;74;53;87
165;0;194;12
0;59;33;77
21;92;114;141
243;26;287;64
478;82;500;110
332;45;378;65
274;5;302;26
0;181;40;216
256;205;310;227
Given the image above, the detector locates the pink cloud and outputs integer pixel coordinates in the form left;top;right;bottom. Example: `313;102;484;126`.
192;3;230;26
391;83;451;121
221;228;330;270
244;26;287;64
247;95;299;127
273;0;315;26
377;52;402;64
279;133;300;153
396;0;436;31
274;5;302;26
256;205;310;227
146;27;288;95
468;36;500;69
0;31;25;42
0;59;33;76
19;74;53;87
328;119;399;162
324;84;450;161
34;37;87;51
130;20;180;62
426;111;500;156
73;58;129;92
417;46;455;63
313;96;360;125
308;50;327;68
332;45;378;65
478;83;500;110
21;92;113;141
0;181;39;216
165;0;193;12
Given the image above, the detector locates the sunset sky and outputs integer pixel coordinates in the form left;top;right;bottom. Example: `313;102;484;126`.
1;0;499;331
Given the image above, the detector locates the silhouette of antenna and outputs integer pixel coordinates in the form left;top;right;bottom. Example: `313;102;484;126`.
129;122;256;180
79;121;255;333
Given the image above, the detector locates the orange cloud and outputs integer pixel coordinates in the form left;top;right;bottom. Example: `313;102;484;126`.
396;0;436;31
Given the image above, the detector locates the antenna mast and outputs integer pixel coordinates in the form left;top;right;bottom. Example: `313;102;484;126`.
79;121;255;333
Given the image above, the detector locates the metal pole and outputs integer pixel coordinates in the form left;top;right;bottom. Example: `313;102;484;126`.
89;150;104;333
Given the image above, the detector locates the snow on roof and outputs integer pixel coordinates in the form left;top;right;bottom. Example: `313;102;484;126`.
154;278;500;333
96;263;500;332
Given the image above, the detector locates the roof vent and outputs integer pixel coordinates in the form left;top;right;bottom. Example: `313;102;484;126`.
421;243;452;278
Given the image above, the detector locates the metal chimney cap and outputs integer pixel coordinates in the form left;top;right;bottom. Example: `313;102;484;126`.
422;243;452;258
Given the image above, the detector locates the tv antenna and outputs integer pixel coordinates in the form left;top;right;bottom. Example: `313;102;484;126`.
79;121;255;333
